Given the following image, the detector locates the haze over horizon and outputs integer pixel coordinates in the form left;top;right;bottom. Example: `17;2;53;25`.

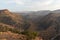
0;0;60;11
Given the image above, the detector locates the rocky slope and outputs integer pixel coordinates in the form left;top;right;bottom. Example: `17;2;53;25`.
0;9;24;30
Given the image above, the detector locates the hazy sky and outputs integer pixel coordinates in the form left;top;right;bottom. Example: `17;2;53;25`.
0;0;60;11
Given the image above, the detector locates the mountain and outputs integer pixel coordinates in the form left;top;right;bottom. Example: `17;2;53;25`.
14;9;60;32
0;9;60;40
14;10;60;40
0;9;25;30
52;9;60;13
38;13;60;30
0;9;34;40
19;11;60;40
17;10;50;15
17;10;60;31
16;10;51;29
36;13;60;40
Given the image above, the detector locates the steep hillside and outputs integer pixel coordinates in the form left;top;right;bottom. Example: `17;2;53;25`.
0;9;24;30
38;13;60;30
36;13;60;40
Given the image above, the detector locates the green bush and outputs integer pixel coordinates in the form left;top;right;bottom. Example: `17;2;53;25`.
21;31;38;39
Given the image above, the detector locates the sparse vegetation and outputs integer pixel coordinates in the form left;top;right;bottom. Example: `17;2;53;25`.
9;28;21;34
21;31;38;40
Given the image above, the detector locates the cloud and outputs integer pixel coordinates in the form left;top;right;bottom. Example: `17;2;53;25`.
0;0;60;11
43;0;60;10
1;0;54;7
0;0;24;5
15;0;54;11
14;0;24;5
32;0;54;7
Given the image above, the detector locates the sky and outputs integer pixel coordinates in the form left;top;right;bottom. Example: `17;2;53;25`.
0;0;60;11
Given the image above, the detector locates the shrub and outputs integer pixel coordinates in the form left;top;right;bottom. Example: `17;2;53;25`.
21;31;38;39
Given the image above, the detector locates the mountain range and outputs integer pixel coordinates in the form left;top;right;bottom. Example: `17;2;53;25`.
0;9;60;40
16;9;60;40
